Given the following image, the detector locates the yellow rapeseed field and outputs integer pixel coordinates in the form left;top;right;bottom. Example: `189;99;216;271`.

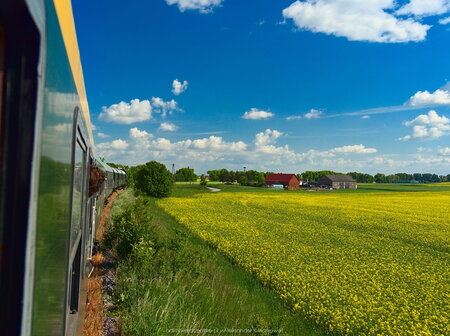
158;191;450;335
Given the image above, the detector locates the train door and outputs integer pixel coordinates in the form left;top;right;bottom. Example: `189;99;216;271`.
65;110;88;335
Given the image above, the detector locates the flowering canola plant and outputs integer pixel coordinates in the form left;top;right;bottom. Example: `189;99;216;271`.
158;191;450;335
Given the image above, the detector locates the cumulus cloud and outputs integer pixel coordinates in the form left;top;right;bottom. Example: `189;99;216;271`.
172;79;188;95
304;109;323;119
97;139;129;150
398;110;450;140
361;115;371;119
254;129;283;147
242;108;274;120
99;99;152;124
286;108;323;120
438;147;450;155
405;89;450;107
97;128;247;166
396;0;450;16
130;127;153;140
151;97;181;118
97;132;110;138
282;0;431;43
439;16;450;24
166;0;223;13
159;122;179;131
331;144;377;154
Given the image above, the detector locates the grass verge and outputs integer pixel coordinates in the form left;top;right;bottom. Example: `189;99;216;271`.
106;188;328;335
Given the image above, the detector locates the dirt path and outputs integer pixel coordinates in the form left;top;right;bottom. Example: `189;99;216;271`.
83;190;123;336
207;187;221;192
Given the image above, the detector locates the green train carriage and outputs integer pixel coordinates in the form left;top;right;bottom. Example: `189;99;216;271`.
0;0;126;335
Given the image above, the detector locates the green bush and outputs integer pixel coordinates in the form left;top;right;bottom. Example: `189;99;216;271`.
200;174;207;186
134;161;173;198
104;198;152;259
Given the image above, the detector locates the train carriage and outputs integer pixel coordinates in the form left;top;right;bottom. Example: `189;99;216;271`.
0;0;126;335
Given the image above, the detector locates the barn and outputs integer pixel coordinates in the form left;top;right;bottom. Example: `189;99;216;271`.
265;173;300;190
317;175;357;189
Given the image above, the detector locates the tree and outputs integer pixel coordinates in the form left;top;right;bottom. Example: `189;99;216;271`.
200;174;207;186
207;170;220;181
238;175;248;186
134;161;173;198
174;167;197;182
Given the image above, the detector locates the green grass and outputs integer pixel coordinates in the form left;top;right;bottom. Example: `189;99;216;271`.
177;183;450;195
108;189;328;336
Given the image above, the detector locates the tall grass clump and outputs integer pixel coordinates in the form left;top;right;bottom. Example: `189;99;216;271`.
104;198;152;259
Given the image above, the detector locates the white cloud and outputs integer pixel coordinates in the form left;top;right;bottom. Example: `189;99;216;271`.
417;146;432;153
97;139;129;151
405;89;450;107
331;144;377;154
286;108;323;120
254;129;283;147
151;97;181;118
404;110;450;127
398;110;450;140
396;0;450;17
282;0;430;43
361;115;371;119
440;16;450;24
130;127;153;140
99;99;152;124
166;0;223;13
172;79;188;95
159;122;179;131
286;115;302;120
304;108;323;119
97;132;110;138
242;108;274;120
438;147;450;155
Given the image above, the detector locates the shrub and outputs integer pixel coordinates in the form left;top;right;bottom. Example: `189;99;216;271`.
134;161;173;198
200;174;207;186
104;198;152;259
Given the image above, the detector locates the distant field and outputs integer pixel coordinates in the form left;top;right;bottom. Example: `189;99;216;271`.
357;183;450;192
159;185;450;335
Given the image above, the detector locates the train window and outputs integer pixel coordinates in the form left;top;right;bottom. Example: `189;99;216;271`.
0;25;4;131
0;6;39;334
0;24;4;275
70;139;85;248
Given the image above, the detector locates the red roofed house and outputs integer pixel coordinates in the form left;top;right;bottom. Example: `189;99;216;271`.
265;173;300;190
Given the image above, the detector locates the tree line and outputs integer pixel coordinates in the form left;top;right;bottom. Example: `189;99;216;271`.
299;170;450;183
106;161;450;198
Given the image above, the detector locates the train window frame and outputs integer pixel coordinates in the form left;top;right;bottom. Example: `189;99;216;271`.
65;107;90;334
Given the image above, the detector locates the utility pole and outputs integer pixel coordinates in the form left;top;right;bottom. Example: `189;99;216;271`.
172;163;175;175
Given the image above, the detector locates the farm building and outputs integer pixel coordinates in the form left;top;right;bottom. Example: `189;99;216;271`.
317;175;357;189
265;173;300;190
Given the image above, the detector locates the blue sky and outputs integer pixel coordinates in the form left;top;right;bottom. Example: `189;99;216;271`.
73;0;450;174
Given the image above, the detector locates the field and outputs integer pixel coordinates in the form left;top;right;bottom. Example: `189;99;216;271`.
158;185;450;335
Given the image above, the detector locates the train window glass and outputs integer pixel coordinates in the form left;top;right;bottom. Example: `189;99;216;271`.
0;24;4;276
70;139;85;248
0;25;4;130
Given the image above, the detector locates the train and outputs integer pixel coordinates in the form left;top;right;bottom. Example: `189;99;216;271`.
0;0;126;335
